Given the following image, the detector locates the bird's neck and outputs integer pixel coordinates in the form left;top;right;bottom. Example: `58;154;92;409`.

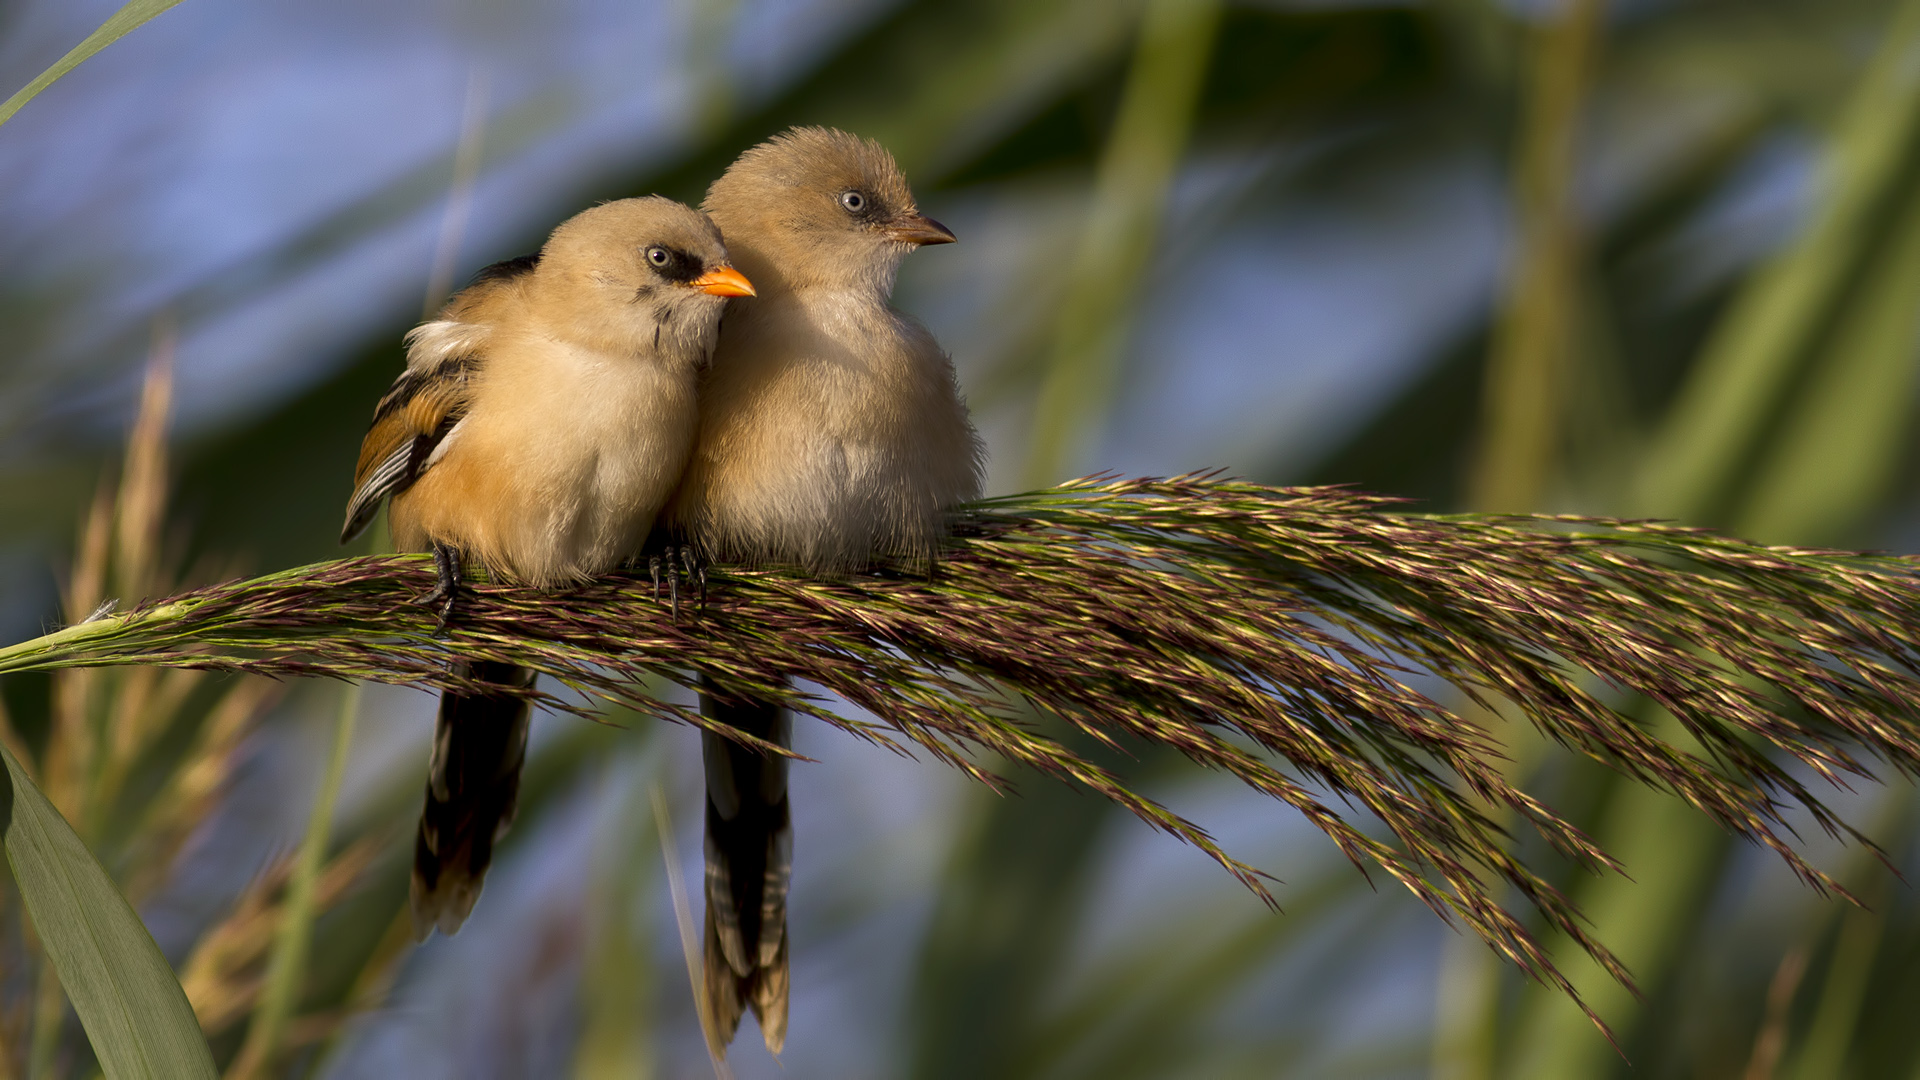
731;238;902;313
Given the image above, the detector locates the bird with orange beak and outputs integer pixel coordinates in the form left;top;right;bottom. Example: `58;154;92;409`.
341;195;754;937
670;128;985;1054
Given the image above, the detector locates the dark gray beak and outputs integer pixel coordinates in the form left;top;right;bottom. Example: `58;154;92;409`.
885;214;957;245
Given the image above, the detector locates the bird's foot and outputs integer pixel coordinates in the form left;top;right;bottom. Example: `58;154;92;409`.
646;546;685;621
416;543;462;638
647;544;705;621
679;546;708;611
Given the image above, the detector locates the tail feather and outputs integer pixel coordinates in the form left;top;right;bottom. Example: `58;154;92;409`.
700;680;792;1054
411;660;534;939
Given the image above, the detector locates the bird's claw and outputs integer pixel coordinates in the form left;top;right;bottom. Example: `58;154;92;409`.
432;589;458;637
647;544;706;622
682;547;707;611
416;544;462;638
668;546;682;622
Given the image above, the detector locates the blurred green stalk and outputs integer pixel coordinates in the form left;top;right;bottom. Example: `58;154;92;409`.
1467;0;1606;513
230;682;361;1079
1439;2;1606;1076
685;0;741;137
650;784;731;1080
1787;904;1884;1079
1782;790;1912;1080
572;752;657;1080
421;72;490;319
1023;0;1222;487
1504;735;1719;1079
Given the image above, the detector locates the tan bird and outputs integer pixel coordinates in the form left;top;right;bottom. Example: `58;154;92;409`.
340;196;753;938
670;127;985;1054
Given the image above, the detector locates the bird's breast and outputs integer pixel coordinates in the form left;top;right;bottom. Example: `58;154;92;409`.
403;337;700;586
679;298;981;570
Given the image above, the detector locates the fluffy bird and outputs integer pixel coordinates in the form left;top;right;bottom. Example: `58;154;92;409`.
340;196;753;938
670;127;985;1054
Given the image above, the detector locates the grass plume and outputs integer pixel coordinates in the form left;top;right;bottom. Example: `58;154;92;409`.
7;473;1920;1025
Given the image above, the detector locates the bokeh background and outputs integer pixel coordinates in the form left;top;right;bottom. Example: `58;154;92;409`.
3;0;1920;1076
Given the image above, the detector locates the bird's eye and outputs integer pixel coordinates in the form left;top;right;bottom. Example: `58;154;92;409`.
839;190;866;213
645;247;671;267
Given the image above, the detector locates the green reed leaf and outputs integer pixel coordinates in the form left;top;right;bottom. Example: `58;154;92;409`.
0;742;215;1079
0;0;187;130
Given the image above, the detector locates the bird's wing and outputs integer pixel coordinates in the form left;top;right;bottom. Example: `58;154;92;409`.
340;341;482;544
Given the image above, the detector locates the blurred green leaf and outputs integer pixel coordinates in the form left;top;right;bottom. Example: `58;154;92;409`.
0;0;185;129
1735;136;1920;544
1634;0;1920;525
0;741;215;1079
1023;0;1223;487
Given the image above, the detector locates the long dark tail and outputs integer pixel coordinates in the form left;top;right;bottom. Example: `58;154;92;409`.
411;660;534;939
700;678;793;1055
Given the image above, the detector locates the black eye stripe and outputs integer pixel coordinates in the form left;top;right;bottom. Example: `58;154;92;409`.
642;245;703;283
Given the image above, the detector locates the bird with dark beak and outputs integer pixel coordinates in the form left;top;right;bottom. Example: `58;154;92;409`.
670;127;985;1054
340;196;753;939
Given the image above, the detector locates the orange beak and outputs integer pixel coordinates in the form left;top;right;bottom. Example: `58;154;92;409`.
691;264;755;297
885;214;957;246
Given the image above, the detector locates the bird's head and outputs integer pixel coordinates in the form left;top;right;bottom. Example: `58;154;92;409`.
702;127;954;297
534;195;753;355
